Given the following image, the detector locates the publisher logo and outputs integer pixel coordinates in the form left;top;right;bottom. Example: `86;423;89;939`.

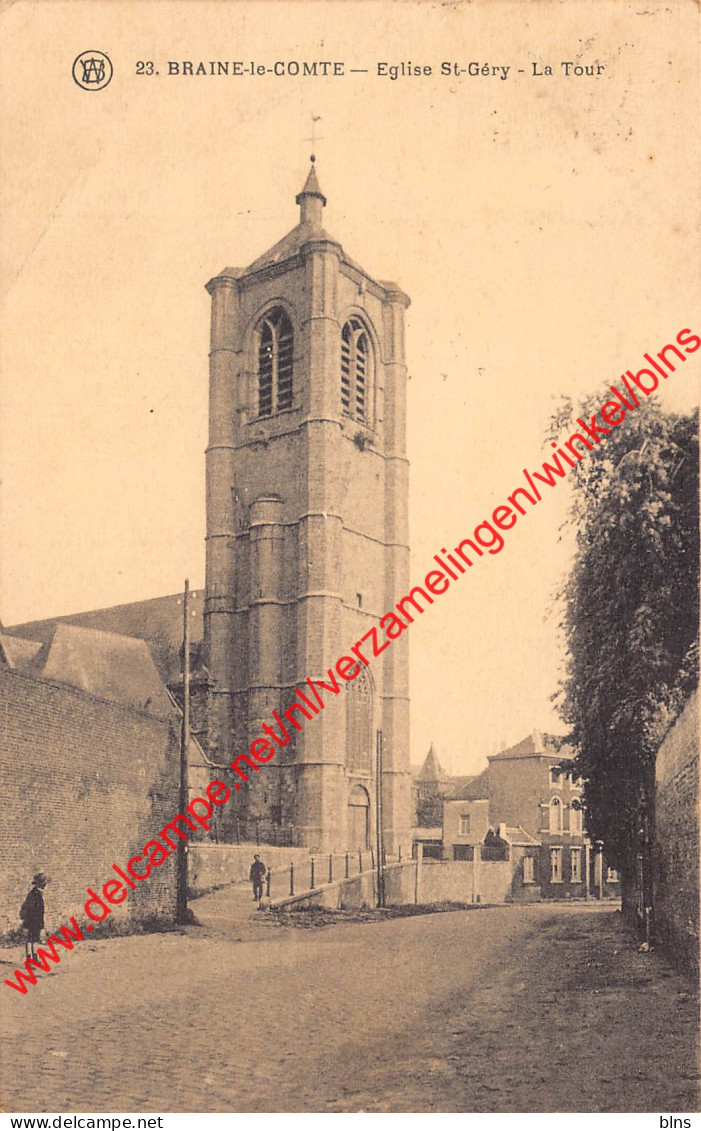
72;50;113;91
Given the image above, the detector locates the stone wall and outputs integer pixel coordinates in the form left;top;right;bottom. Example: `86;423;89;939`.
0;666;180;934
654;691;699;976
271;857;521;910
188;842;312;894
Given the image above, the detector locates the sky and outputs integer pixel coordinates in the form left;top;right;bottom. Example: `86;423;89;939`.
1;0;698;776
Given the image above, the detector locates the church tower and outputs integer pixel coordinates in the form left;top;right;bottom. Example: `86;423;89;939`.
204;160;411;852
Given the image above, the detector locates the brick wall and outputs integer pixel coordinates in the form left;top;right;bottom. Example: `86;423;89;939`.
654;691;699;976
0;666;180;935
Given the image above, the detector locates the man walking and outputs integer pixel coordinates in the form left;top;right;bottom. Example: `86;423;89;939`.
250;854;266;902
20;872;49;962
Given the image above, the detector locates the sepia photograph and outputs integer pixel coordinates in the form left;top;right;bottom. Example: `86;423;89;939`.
0;0;699;1118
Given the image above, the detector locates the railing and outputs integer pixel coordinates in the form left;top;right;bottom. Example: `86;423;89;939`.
263;845;406;901
226;818;408;862
230;818;296;847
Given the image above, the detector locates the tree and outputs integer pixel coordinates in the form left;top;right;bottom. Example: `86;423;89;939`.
552;394;698;913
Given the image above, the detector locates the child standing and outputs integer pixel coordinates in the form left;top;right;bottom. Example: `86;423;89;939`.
20;873;49;961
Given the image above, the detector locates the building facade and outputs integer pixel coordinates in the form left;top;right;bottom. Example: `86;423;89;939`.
203;161;412;852
438;731;621;899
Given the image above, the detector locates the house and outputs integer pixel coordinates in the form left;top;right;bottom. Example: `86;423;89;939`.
432;730;621;900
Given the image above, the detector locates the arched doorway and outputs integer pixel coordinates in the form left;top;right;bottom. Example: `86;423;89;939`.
348;784;370;850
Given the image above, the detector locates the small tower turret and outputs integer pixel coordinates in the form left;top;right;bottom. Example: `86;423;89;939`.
295;156;326;228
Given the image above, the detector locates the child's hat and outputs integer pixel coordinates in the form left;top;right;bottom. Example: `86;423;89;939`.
32;872;49;887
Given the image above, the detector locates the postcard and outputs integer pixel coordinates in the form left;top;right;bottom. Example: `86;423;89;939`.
1;0;698;1117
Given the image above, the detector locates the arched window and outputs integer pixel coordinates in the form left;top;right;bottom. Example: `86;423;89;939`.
257;308;293;417
341;317;371;423
549;796;563;833
346;668;373;772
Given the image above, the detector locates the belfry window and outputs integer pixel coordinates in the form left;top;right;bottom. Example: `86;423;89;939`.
341;318;371;423
257;308;293;417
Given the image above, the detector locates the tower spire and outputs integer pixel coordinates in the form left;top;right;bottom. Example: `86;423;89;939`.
296;156;326;228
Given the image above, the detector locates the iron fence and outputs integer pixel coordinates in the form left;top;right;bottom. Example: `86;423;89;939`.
262;845;407;901
230;818;296;847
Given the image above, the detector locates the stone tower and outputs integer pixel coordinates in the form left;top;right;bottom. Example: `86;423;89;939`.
204;160;411;852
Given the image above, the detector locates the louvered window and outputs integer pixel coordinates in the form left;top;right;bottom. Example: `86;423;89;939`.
257;308;294;417
340;318;371;423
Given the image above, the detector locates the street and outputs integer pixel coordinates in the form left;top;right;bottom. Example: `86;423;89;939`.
1;895;698;1113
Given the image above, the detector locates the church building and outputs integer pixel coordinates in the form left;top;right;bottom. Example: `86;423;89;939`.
204;160;412;852
7;161;413;855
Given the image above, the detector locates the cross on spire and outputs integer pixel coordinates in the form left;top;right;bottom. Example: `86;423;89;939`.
304;114;324;161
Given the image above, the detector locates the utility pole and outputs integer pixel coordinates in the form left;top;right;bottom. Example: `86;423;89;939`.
375;729;385;908
176;579;191;924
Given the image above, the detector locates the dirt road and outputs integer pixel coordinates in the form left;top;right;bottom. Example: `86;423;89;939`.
1;900;697;1112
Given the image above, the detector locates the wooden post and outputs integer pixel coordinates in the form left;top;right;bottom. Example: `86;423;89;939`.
472;845;481;903
345;852;349;878
595;843;604;900
398;845;402;864
265;869;271;898
328;854;333;883
176;579;190;925
414;841;423;904
289;862;294;896
310;858;315;890
375;730;385;907
358;849;362;873
584;842;591;901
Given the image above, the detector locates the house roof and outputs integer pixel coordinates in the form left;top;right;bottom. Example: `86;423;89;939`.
445;767;489;801
6;591;204;684
0;632;43;670
33;624;174;716
445;774;477;796
489;730;574;763
503;825;541;848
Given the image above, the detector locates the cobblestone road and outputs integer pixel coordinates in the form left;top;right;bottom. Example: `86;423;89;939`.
1;898;698;1113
